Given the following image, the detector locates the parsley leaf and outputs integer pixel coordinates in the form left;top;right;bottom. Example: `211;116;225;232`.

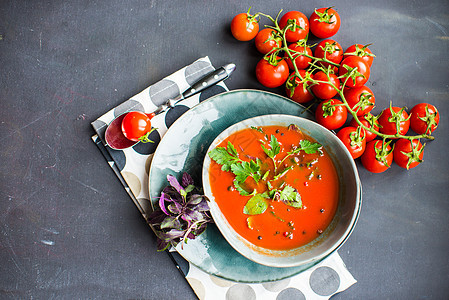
231;160;261;183
233;180;253;196
261;135;281;158
208;141;241;172
279;185;302;208
299;140;322;154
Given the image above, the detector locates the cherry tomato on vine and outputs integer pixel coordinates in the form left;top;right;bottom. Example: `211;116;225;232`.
343;85;375;116
339;56;370;88
314;39;344;71
279;11;310;42
361;140;394;173
311;71;340;99
378;105;410;136
349;114;380;143
309;7;341;38
255;56;289;88
337;126;366;159
255;28;282;54
344;44;375;67
231;9;259;41
284;43;312;70
409;103;440;135
285;70;314;103
393;138;425;170
315;99;347;130
121;111;154;142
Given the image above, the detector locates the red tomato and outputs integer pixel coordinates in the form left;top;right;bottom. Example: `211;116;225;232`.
311;71;340;99
314;39;344;70
409;103;440;135
393;139;424;170
337;126;366;159
344;44;375;67
378;106;410;136
285;70;314;103
349;114;380;142
279;11;310;42
255;56;289;88
343;85;375;116
315;99;347;130
231;10;259;41
255;28;282;54
121;111;153;142
339;56;370;88
284;43;312;70
361;140;393;173
309;7;341;38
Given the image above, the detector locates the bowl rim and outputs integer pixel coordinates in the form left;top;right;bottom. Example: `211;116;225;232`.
202;114;361;268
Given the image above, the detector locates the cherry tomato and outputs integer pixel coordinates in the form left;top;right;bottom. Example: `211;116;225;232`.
284;43;312;70
121;111;153;142
309;7;341;38
378;106;410;136
311;71;340;99
393;139;424;170
343;85;375;116
255;56;289;88
339;56;370;88
315;99;347;130
344;44;375;67
279;11;310;42
285;70;314;103
409;103;439;135
255;28;282;54
314;39;344;70
231;10;259;41
349;114;380;143
337;126;366;159
361;140;393;173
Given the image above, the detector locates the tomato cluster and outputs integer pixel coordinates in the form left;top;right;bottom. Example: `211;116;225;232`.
231;7;439;173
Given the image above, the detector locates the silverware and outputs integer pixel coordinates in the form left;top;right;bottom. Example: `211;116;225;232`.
105;63;236;150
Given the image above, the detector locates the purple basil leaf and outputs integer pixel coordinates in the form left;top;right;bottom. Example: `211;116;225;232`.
147;210;167;225
161;216;182;230
158;192;172;215
193;198;210;212
182;172;194;187
167;174;185;196
164;228;185;240
156;238;170;251
193;222;208;237
187;194;204;206
182;209;204;223
187;232;195;239
168;202;183;214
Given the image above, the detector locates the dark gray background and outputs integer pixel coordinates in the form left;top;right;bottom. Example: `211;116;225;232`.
1;0;448;299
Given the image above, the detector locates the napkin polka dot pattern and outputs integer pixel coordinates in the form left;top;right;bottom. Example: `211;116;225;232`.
177;250;355;300
91;57;356;300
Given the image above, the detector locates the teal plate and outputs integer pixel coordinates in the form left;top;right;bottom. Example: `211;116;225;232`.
149;89;357;283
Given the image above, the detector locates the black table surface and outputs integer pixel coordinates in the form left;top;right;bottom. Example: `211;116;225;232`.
1;0;448;299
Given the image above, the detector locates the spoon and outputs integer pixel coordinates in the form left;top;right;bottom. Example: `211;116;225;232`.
105;63;236;150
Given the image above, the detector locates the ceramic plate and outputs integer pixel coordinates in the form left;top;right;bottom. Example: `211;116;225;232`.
149;89;360;283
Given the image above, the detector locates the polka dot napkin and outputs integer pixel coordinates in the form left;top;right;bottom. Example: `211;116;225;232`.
91;57;357;299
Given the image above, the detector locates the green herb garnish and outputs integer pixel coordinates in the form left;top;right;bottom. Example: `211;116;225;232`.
208;125;321;222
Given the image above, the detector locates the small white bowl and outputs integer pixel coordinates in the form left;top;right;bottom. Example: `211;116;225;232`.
202;114;361;268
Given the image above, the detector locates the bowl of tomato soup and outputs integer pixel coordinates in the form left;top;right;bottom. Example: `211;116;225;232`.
202;114;361;268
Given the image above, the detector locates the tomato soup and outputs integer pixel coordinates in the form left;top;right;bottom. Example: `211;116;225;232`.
208;125;339;250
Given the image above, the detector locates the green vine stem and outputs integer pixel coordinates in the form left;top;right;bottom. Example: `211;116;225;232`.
256;10;435;142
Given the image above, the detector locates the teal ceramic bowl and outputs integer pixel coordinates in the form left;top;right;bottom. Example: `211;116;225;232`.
202;114;361;268
149;89;361;282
